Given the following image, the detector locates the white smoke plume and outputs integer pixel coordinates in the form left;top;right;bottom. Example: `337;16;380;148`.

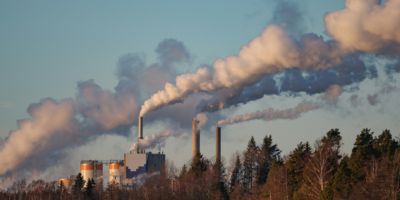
217;102;319;126
140;25;341;116
130;129;184;151
77;80;137;131
0;98;77;175
140;0;400;117
325;0;400;53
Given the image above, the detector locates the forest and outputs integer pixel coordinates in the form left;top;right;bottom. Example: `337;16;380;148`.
1;128;399;200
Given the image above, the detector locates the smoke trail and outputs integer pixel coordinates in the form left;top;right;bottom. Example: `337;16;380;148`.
130;129;184;151
217;102;319;126
140;0;400;117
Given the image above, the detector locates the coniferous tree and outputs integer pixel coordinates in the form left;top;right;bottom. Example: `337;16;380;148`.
73;173;85;200
211;161;229;200
257;135;281;185
230;155;242;190
349;128;375;181
242;136;258;191
373;129;398;159
331;156;353;199
286;142;311;199
85;178;95;199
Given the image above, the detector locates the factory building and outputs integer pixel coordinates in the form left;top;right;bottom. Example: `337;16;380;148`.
79;116;165;187
77;116;222;188
122;150;165;185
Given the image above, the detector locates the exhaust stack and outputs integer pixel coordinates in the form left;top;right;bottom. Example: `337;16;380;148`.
138;117;143;140
216;126;221;163
192;119;200;158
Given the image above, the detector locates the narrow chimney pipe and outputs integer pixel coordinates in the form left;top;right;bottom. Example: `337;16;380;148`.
216;127;221;163
138;117;143;140
192;119;200;158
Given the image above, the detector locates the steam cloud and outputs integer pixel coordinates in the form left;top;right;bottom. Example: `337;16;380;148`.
0;99;77;175
217;102;319;126
0;38;193;180
130;129;184;152
140;0;400;117
197;54;375;112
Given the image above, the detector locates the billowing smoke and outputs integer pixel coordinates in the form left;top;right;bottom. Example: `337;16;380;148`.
0;81;139;180
0;98;78;175
130;129;184;152
325;0;400;53
140;25;341;116
197;54;376;112
77;80;137;131
217;101;319;126
0;38;195;181
140;0;400;117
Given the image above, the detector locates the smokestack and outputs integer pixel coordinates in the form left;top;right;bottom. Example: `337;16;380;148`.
138;117;143;140
192;119;200;158
216;126;221;163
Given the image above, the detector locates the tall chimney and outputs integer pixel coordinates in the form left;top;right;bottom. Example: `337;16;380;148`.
138;117;143;140
216;126;221;163
192;119;200;158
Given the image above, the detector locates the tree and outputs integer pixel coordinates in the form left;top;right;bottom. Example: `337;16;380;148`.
286;142;311;199
331;156;353;199
211;161;229;200
85;178;95;199
257;135;281;185
230;154;242;190
262;162;288;200
373;129;398;159
73;173;85;199
179;164;187;179
298;129;342;200
242;136;259;191
190;153;208;177
73;173;85;191
348;128;375;181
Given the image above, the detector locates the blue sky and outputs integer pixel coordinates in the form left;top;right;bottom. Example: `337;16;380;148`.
3;0;400;180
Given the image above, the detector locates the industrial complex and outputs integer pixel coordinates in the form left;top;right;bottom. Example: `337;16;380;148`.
59;117;222;189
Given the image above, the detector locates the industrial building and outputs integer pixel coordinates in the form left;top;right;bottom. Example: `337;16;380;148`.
75;116;222;188
78;117;165;188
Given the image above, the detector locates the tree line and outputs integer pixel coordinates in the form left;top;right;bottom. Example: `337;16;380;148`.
1;128;399;200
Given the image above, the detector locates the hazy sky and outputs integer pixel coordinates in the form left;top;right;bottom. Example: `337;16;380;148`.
1;0;399;182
